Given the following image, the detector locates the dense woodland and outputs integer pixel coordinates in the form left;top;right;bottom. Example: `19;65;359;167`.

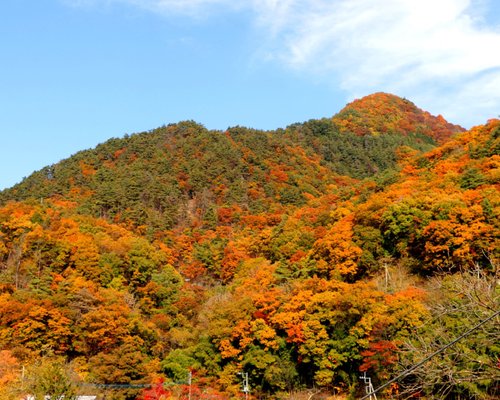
0;93;498;400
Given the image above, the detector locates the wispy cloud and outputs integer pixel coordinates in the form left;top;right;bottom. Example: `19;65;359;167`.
125;0;239;16
62;0;244;17
64;0;500;126
285;2;499;93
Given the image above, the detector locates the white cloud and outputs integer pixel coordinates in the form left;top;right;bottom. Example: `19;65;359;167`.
263;1;500;80
64;0;500;126
267;0;500;127
417;69;500;126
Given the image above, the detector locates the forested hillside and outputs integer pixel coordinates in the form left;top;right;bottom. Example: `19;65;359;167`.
0;94;497;400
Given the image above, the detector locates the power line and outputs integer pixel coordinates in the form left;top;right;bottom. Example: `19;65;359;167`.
79;379;190;389
361;309;500;399
79;383;151;389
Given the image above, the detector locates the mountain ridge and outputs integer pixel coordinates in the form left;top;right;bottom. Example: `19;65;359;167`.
0;93;462;232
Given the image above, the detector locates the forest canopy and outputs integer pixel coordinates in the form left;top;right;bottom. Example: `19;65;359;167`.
0;93;497;400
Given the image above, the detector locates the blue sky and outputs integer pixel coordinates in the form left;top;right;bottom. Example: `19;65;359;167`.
1;0;500;190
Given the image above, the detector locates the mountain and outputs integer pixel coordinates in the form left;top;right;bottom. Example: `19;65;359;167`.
0;95;497;400
0;94;461;231
333;92;464;142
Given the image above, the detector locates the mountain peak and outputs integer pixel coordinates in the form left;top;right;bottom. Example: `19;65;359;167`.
332;92;464;143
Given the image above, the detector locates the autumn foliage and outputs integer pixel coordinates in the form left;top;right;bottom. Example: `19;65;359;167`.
0;95;498;399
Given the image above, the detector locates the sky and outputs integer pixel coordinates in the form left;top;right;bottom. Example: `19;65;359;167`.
1;0;500;190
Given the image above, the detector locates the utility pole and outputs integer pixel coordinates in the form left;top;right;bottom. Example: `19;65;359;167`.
359;372;377;400
238;372;250;400
361;309;500;399
187;370;192;400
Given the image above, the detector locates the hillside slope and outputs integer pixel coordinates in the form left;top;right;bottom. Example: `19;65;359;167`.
0;96;497;400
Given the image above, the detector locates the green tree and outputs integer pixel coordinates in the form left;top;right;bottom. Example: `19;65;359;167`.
25;358;76;400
